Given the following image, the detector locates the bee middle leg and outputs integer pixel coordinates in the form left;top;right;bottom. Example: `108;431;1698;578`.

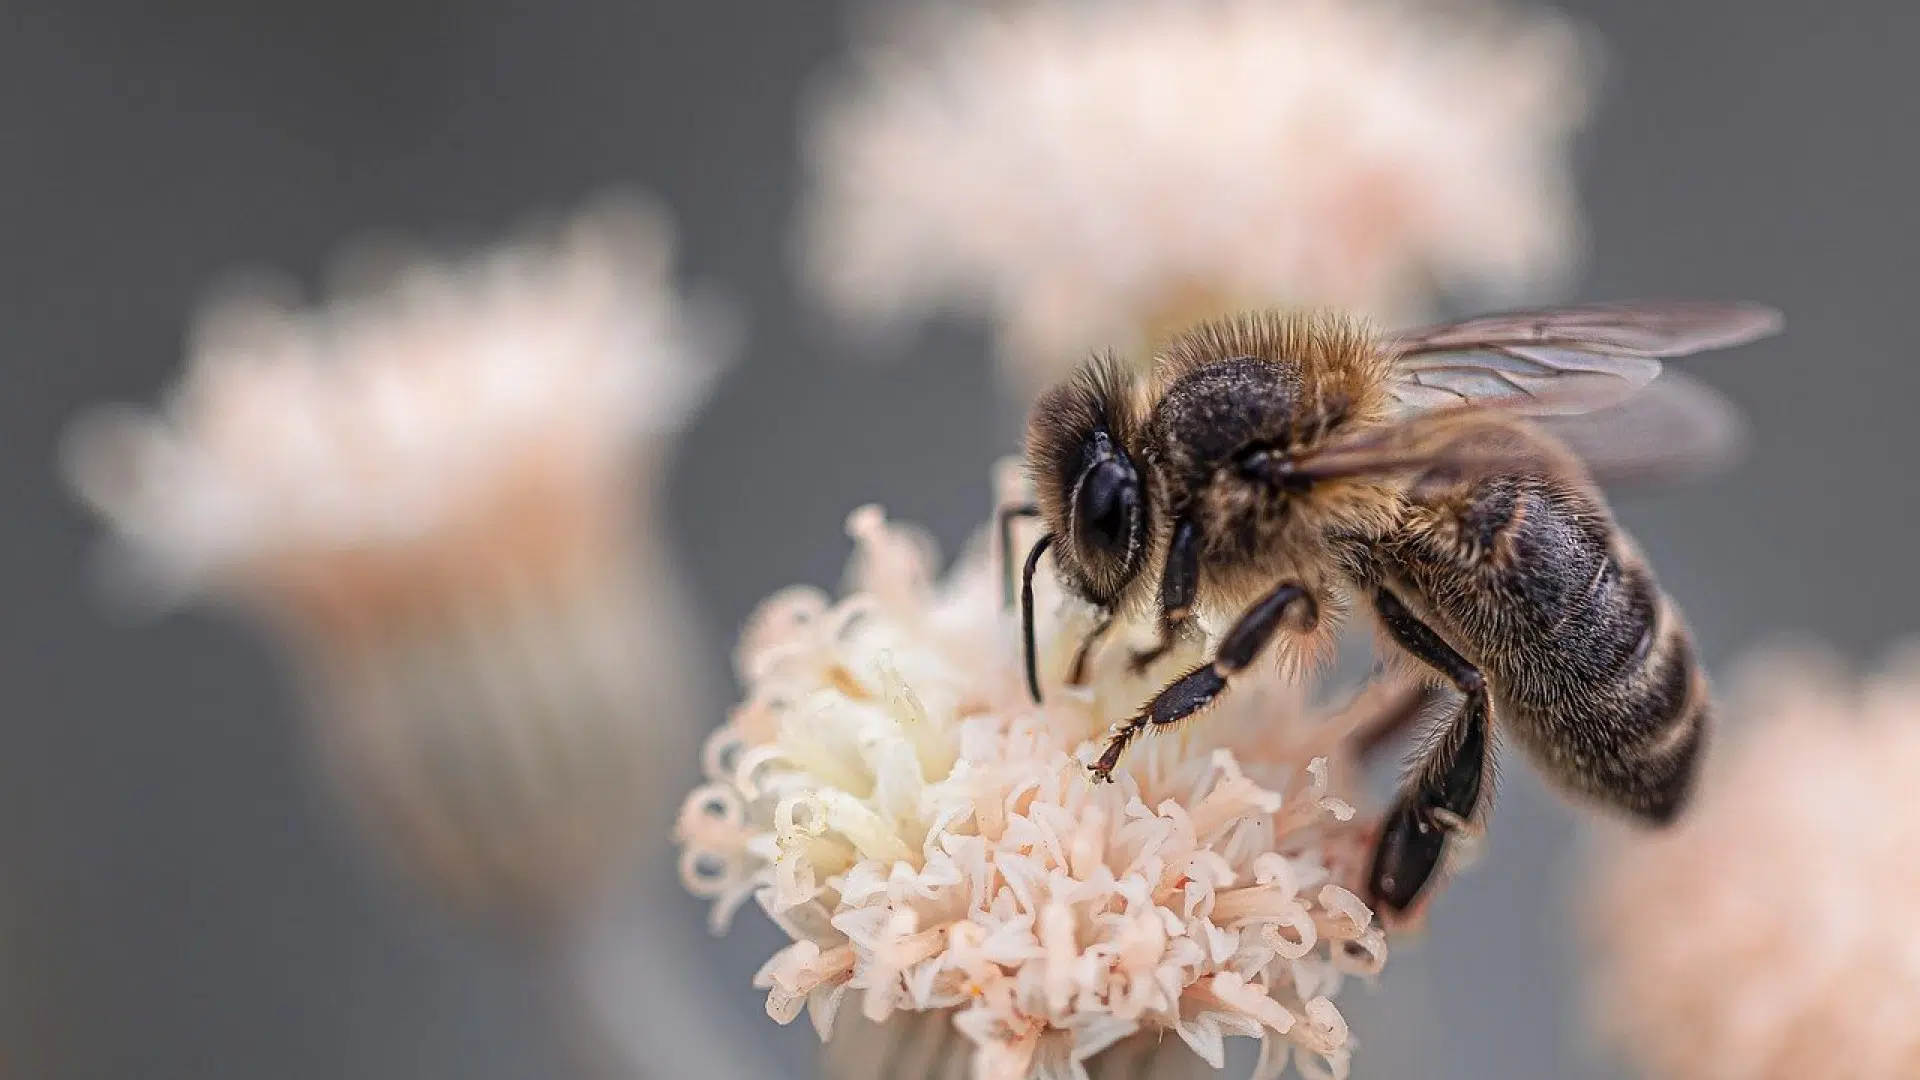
1067;611;1116;686
1366;588;1493;915
1128;517;1201;673
1091;579;1318;782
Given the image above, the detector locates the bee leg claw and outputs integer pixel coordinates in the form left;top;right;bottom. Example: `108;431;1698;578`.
1089;723;1139;782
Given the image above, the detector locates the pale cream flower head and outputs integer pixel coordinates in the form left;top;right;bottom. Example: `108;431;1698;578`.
800;0;1593;393
1583;645;1920;1080
62;194;728;621
61;196;732;929
677;468;1396;1080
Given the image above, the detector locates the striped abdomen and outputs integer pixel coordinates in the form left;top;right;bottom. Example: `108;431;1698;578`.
1379;472;1708;823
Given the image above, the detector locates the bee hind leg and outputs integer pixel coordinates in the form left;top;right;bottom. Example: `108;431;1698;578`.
1091;579;1318;782
1366;588;1494;915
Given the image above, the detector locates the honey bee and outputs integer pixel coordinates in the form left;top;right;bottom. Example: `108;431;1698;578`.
1004;302;1781;915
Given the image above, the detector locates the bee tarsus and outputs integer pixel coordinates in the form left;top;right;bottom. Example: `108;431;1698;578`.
1094;579;1314;781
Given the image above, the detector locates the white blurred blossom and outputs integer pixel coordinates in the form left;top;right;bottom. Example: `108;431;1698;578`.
678;484;1401;1080
1584;646;1920;1080
801;0;1593;393
63;195;731;929
64;196;723;614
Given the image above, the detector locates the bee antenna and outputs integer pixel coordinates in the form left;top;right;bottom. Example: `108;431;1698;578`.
1021;532;1056;705
997;502;1040;609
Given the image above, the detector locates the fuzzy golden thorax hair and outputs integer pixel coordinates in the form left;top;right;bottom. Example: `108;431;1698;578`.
1024;310;1408;637
1146;311;1403;619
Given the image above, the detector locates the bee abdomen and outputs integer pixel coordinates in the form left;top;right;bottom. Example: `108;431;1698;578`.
1429;481;1710;824
1467;481;1658;689
1611;604;1711;823
1527;596;1709;824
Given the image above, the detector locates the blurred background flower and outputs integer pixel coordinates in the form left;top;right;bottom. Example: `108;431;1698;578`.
1581;644;1920;1080
60;196;742;1076
678;489;1416;1080
64;195;722;932
799;0;1594;397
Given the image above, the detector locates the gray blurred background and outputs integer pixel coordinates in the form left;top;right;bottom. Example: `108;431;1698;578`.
2;1;1913;1078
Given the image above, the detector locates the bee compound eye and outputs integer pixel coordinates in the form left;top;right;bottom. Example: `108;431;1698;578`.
1074;459;1138;558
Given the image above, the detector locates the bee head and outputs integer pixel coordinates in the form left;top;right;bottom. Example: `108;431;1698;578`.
1024;357;1150;608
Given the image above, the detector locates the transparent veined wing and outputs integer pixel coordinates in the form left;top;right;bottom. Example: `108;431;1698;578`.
1384;301;1781;415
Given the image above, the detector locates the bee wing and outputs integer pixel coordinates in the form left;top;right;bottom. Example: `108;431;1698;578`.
1533;370;1750;489
1281;401;1559;486
1384;301;1782;416
1287;372;1748;491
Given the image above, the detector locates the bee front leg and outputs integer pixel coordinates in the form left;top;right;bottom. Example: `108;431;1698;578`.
1092;579;1319;782
1366;588;1494;916
1128;517;1201;673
